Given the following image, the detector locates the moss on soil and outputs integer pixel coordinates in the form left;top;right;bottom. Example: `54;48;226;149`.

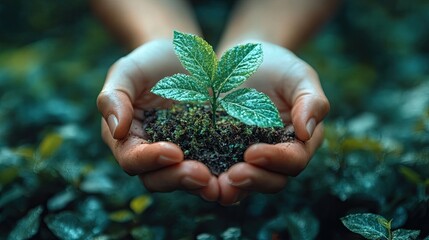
144;103;295;175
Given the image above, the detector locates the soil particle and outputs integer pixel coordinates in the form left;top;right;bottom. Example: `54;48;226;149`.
143;104;295;175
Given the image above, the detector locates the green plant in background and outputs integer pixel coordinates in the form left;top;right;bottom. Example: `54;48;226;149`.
2;1;429;239
341;213;427;240
151;31;283;128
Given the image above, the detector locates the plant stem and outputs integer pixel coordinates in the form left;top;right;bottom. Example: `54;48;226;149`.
387;221;392;240
211;90;218;127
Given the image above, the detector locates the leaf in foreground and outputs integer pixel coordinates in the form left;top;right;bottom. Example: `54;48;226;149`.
341;213;389;240
8;205;43;240
392;229;420;240
214;43;263;93
151;74;209;102
220;88;283;127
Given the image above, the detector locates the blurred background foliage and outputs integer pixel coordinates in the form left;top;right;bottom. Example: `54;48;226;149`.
0;0;428;239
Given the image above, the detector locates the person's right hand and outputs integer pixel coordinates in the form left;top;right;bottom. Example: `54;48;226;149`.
96;39;219;201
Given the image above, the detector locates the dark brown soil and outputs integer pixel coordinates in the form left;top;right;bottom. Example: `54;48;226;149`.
143;103;295;175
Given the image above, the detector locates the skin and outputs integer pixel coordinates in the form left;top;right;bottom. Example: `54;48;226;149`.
93;0;336;205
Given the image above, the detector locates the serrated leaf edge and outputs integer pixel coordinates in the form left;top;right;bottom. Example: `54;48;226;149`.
220;88;283;127
151;73;210;102
173;31;217;87
215;43;263;93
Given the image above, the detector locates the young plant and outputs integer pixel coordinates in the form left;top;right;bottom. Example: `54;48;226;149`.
341;213;422;240
151;31;283;128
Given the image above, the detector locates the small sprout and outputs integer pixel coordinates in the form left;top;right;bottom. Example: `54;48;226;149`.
151;31;283;128
341;213;421;240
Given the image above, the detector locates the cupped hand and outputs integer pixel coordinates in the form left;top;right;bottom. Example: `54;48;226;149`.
97;39;219;201
217;41;330;205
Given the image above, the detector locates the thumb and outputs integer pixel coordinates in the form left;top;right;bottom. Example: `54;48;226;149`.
291;93;330;141
97;59;138;139
97;89;134;139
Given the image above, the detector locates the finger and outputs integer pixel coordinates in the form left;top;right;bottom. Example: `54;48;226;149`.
286;66;329;141
226;163;288;193
139;160;212;192
97;90;133;139
291;92;330;141
101;119;183;175
217;173;250;206
97;57;143;139
189;176;220;202
244;124;324;176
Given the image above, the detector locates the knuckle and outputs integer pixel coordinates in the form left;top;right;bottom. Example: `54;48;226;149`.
305;64;318;78
316;95;331;117
112;56;128;70
96;90;110;110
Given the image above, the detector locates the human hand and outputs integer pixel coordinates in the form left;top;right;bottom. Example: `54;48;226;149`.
217;41;330;205
97;39;219;201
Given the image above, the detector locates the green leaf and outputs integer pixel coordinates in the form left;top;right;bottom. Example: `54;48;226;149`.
47;187;77;211
173;31;216;87
221;227;241;240
130;194;153;214
285;211;319;240
38;133;63;159
8;205;43;240
131;226;155;240
341;213;389;240
214;43;263;93
109;210;134;223
0;184;26;208
220;88;283;127
399;166;423;185
197;234;217;240
378;218;392;230
0;167;19;186
45;211;90;240
77;197;109;235
80;170;115;194
151;74;210;102
392;229;420;240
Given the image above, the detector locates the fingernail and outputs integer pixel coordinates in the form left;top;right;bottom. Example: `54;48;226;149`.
228;177;252;187
107;114;118;137
306;118;316;138
158;155;180;165
249;157;267;165
182;177;208;189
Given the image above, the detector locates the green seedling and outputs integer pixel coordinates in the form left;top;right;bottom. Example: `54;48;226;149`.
151;31;283;128
341;213;421;240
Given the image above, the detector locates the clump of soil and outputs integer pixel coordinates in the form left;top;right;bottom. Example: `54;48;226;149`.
143;103;295;175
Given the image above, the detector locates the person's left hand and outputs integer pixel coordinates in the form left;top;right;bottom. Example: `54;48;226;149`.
216;41;330;205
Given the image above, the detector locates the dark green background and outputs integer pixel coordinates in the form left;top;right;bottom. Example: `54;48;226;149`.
1;1;428;239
